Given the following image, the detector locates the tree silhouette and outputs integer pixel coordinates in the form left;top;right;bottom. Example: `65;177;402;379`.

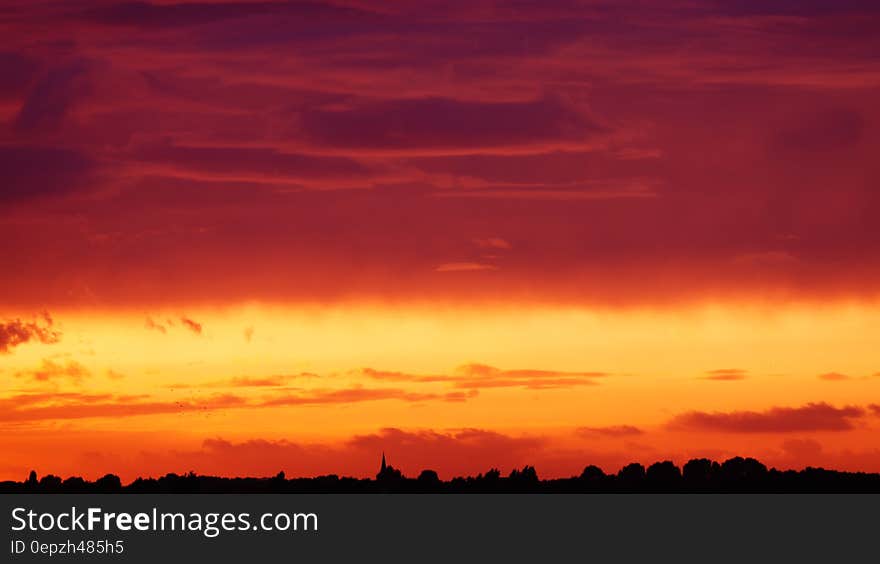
682;458;719;488
581;465;605;480
61;476;87;493
646;461;681;490
719;457;768;490
617;462;646;490
94;473;122;493
3;455;880;493
38;474;62;492
507;466;539;491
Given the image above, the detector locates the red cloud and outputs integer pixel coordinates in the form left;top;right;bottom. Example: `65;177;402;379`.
136;428;550;480
0;315;60;353
668;403;866;433
473;237;512;250
818;372;851;381
144;317;167;334
345;428;546;475
168;373;320;389
0;384;478;423
15;359;90;383
227;375;289;387
0;392;245;423
577;425;645;438
453;364;606;389
180;317;203;335
701;369;748;381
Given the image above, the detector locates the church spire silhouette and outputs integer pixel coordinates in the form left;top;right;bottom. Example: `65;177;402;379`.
376;451;402;482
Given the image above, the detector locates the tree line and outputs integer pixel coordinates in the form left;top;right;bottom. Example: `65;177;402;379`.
3;457;880;493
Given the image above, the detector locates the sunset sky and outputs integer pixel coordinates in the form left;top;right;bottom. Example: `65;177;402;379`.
2;0;880;481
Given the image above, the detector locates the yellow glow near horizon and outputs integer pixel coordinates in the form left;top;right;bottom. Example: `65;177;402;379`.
2;300;880;479
4;300;880;401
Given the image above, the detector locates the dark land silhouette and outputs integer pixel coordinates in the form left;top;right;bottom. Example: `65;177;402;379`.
3;456;880;493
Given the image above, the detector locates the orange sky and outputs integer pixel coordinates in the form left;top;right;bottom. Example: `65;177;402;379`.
2;0;880;480
2;302;880;480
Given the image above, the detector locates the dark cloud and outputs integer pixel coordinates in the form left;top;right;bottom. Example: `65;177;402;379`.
298;96;605;152
715;0;879;16
0;315;60;353
668;403;866;433
14;60;93;132
773;108;865;153
0;147;95;203
0;52;39;99
432;186;657;201
409;151;661;185
133;144;371;182
577;425;644;437
81;1;279;28
81;1;373;30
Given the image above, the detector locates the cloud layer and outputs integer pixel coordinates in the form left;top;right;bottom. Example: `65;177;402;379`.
0;1;878;306
668;403;867;433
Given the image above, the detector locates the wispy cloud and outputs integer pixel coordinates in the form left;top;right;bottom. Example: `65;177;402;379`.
261;387;475;407
701;369;748;381
15;359;90;384
0;384;478;423
473;237;512;250
180;317;203;335
363;364;607;390
817;372;880;382
144;317;167;334
434;262;498;273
